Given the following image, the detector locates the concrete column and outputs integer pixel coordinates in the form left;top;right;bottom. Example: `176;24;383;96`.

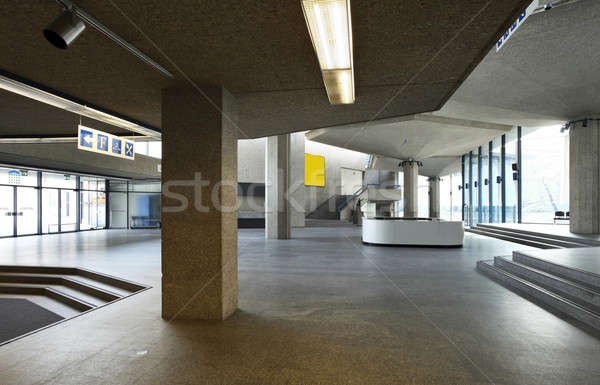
290;132;306;227
161;86;238;320
570;119;600;234
429;177;441;219
403;161;419;218
265;134;291;239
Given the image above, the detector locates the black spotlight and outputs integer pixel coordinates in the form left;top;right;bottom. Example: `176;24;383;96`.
44;10;86;49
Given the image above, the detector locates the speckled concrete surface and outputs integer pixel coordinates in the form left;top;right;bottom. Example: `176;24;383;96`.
0;226;599;384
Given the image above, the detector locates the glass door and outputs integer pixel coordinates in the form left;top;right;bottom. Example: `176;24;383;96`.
42;189;59;233
16;187;38;235
0;186;14;237
61;190;77;232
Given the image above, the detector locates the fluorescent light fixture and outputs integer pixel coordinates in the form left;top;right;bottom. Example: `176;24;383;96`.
0;74;161;139
301;0;354;104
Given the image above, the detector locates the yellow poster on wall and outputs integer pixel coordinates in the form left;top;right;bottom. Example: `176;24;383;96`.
305;153;325;187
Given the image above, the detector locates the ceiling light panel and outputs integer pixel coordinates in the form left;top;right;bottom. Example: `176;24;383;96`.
302;0;354;104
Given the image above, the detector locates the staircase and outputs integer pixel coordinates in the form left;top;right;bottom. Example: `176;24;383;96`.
0;265;148;325
478;251;600;332
466;224;596;249
306;195;350;220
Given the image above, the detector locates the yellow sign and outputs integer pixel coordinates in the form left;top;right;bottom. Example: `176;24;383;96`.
305;153;325;187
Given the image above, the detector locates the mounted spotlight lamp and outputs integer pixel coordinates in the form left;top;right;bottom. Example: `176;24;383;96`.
44;10;86;49
43;0;173;78
301;0;355;105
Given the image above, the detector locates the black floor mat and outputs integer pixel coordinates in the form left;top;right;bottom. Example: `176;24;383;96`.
0;298;64;344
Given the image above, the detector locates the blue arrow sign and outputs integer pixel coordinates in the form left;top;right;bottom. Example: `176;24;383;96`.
78;125;135;160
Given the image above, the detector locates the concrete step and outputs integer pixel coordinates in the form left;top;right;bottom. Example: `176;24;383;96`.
0;265;149;315
494;257;600;311
0;273;121;302
466;228;560;249
0;265;146;293
477;224;600;247
513;251;600;292
475;226;588;248
477;260;600;331
0;284;96;312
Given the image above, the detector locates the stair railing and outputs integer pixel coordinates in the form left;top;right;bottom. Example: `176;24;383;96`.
336;184;402;219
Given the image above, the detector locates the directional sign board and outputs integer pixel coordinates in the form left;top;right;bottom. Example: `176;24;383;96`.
496;2;537;52
77;125;135;160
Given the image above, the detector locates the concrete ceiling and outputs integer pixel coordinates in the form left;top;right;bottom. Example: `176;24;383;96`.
436;0;600;126
369;155;460;178
0;89;133;137
305;0;598;174
306;114;512;160
0;0;530;138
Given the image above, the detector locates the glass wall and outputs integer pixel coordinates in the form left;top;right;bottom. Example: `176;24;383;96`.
521;126;569;223
440;176;452;221
470;151;479;226
504;128;518;223
61;190;77;232
451;171;462;220
80;177;106;230
135;141;162;159
0;169;40;236
461;125;569;227
490;139;502;223
480;145;489;223
0;186;14;237
0;165;160;237
127;181;161;228
17;187;38;235
42;189;59;233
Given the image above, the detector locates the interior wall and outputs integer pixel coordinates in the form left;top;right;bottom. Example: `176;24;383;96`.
238;138;266;183
237;136;368;222
237;133;305;227
304;140;368;214
340;168;364;195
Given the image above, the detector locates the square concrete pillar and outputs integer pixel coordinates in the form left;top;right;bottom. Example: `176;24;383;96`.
570;119;600;234
265;134;291;239
161;86;238;320
429;177;441;219
403;161;419;218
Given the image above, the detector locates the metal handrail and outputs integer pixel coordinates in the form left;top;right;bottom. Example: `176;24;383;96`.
336;184;402;216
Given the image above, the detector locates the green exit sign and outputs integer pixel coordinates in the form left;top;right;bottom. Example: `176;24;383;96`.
64;175;71;180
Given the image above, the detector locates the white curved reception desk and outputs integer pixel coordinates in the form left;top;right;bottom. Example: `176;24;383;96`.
362;218;464;247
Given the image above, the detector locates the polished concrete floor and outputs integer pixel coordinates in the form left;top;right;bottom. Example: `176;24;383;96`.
1;225;600;384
